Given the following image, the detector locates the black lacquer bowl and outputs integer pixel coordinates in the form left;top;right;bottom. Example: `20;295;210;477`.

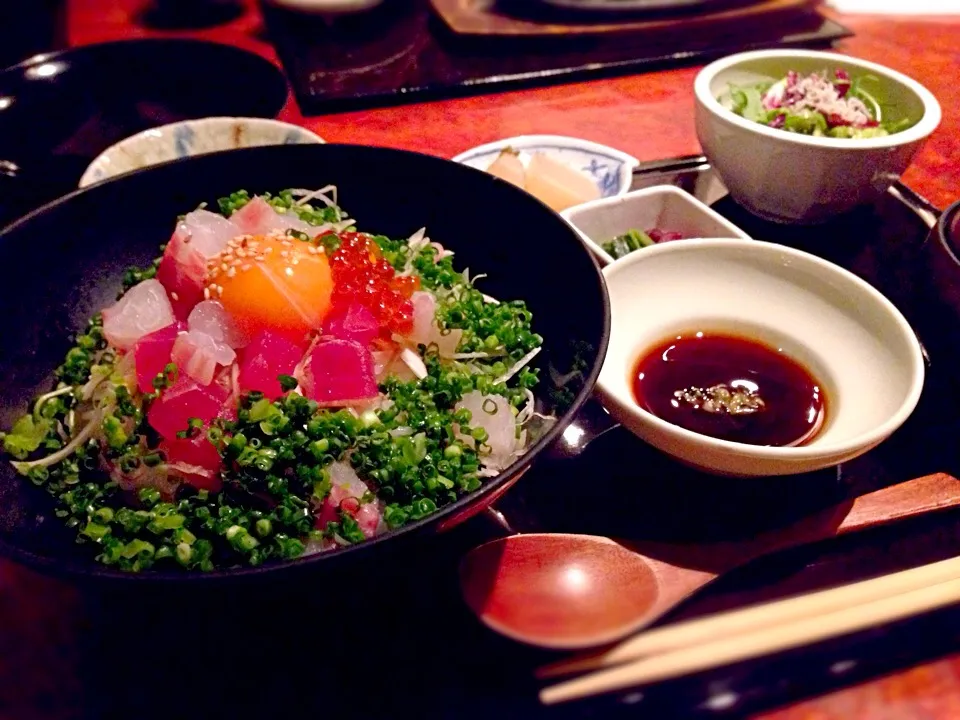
0;38;289;225
0;143;609;583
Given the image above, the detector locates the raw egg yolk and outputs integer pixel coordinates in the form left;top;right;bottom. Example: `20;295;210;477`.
206;233;333;339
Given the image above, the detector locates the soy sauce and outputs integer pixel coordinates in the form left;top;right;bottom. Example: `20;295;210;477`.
632;332;826;447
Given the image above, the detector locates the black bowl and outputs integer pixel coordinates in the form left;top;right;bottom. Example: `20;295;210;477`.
922;198;960;370
0;143;609;583
0;39;289;225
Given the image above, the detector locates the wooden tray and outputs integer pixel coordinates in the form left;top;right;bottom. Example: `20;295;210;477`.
266;0;849;115
431;0;817;37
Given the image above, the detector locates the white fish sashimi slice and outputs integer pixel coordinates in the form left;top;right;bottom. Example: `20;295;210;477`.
355;500;384;539
454;391;517;471
102;279;176;351
406;291;462;357
187;300;246;349
434;328;463;358
179;209;241;259
171;329;236;386
372;349;398;382
232;196;318;238
408;291;436;346
272;209;317;236
329;461;370;498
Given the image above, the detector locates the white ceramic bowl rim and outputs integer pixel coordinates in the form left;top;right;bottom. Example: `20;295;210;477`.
694;49;942;150
599;238;926;460
79;116;324;187
451;134;640;168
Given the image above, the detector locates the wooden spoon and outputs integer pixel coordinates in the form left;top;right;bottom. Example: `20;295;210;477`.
459;473;960;649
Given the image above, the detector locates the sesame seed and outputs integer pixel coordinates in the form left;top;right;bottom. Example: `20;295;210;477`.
307;246;318;254
241;263;252;272
171;292;179;301
264;246;273;254
227;267;237;278
204;287;211;300
216;285;224;295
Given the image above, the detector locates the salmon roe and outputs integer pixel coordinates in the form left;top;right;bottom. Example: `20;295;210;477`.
327;232;418;335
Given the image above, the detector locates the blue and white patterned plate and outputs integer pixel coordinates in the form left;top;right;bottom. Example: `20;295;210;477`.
79;117;324;188
452;135;638;201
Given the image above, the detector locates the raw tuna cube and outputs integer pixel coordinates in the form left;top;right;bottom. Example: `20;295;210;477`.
102;279;176;351
324;303;379;347
157;226;207;319
159;431;223;492
148;375;229;440
237;330;304;400
297;338;377;406
133;322;181;393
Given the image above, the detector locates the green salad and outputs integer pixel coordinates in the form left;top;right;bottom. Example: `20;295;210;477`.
728;68;914;139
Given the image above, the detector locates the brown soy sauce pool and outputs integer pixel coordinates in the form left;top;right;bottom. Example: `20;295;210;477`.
632;331;827;447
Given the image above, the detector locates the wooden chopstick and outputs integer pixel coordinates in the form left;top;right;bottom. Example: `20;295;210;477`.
538;554;960;679
540;556;960;705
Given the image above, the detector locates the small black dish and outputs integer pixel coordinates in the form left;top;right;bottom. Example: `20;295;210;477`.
0;39;289;225
922;197;960;372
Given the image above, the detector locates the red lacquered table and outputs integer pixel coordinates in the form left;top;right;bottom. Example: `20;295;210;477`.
5;2;959;718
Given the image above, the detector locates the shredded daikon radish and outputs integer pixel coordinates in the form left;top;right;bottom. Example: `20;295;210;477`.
400;348;428;379
516;389;536;425
11;407;106;473
494;347;541;386
451;351;497;360
80;366;111;401
290;185;338;208
33;386;74;417
397;228;430;275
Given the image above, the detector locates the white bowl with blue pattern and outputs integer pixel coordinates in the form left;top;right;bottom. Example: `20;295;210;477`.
79;117;324;188
452;135;638;202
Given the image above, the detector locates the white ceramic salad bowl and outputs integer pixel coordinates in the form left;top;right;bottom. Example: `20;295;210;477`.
694;50;941;224
595;238;925;477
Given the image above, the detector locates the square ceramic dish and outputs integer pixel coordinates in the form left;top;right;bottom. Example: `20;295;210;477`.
561;184;751;265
